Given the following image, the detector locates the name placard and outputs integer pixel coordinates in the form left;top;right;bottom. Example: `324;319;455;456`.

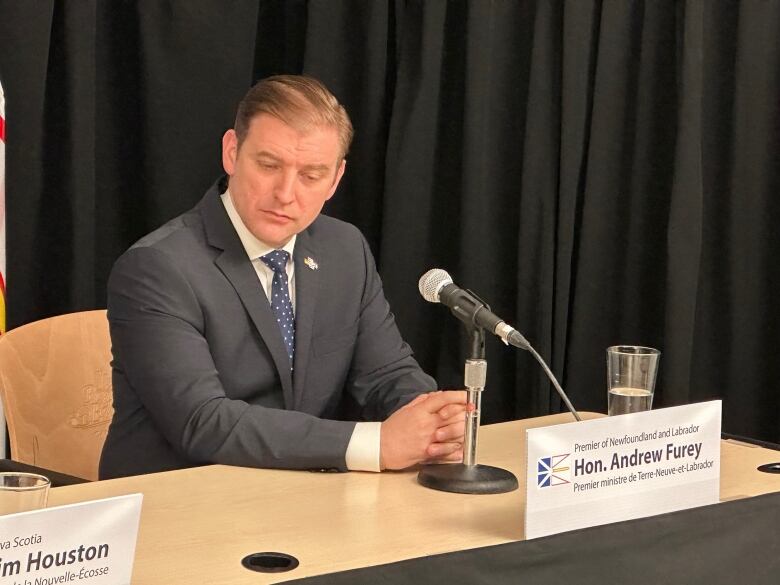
525;401;721;539
0;493;142;585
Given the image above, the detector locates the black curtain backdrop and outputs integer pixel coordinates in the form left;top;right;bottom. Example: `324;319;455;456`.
0;1;777;443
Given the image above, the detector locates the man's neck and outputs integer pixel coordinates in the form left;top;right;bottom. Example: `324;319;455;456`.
220;189;296;259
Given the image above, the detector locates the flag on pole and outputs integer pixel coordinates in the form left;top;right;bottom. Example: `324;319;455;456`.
0;80;5;335
0;80;6;458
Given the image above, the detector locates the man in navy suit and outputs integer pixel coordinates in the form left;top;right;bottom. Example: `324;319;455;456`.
99;75;468;479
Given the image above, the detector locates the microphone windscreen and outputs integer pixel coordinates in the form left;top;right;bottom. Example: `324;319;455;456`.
418;269;452;303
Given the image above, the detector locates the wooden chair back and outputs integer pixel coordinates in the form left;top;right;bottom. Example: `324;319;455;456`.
0;310;113;480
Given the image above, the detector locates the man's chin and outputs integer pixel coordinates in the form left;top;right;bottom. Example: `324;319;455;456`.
251;227;296;248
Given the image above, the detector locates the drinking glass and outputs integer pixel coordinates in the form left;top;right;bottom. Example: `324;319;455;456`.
606;346;660;416
0;472;50;515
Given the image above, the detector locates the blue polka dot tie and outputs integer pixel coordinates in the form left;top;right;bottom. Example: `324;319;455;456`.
261;250;295;369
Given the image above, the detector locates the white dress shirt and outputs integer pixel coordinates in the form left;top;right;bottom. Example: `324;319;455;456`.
221;190;381;472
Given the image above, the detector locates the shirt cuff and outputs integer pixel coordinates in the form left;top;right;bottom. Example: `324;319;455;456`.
345;422;382;472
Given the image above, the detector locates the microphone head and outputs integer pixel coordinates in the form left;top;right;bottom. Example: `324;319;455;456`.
418;268;453;303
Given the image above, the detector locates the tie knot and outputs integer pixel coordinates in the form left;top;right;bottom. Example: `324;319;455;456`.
261;250;290;273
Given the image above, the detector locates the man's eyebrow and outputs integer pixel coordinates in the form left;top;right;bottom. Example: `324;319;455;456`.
300;163;331;173
253;153;329;172
254;151;282;161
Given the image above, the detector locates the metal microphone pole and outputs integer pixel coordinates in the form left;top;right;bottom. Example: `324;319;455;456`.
417;327;518;494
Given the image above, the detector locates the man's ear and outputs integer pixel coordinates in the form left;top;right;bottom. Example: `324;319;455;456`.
326;159;347;201
222;129;238;175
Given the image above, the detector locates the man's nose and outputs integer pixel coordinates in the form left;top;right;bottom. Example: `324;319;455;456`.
274;170;296;204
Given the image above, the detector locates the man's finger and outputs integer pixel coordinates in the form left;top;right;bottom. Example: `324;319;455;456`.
439;449;464;463
426;441;462;458
400;392;433;411
435;420;466;442
437;402;474;421
424;447;464;463
422;390;467;413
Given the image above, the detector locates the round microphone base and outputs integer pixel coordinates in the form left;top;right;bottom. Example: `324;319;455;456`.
417;463;518;494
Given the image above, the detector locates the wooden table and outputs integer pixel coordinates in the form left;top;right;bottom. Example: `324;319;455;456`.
48;414;780;584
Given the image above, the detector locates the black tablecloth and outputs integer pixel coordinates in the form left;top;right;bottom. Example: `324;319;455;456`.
285;491;780;585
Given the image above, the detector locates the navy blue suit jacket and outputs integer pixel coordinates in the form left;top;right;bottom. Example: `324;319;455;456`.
99;180;435;478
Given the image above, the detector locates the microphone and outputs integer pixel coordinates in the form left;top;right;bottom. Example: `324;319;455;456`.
418;268;582;422
418;269;530;349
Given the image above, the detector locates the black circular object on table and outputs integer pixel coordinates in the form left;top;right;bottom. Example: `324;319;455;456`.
757;462;780;474
241;552;299;573
418;463;518;494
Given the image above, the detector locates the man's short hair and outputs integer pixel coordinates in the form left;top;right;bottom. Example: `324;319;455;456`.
234;75;354;161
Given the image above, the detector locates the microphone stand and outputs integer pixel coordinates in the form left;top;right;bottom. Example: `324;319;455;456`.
417;327;518;494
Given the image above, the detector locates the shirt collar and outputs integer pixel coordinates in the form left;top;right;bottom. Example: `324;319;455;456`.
221;189;296;261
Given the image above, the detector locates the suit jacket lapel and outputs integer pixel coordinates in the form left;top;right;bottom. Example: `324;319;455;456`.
292;228;319;410
199;183;295;408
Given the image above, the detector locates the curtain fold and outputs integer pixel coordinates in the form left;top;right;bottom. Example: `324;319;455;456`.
0;0;777;442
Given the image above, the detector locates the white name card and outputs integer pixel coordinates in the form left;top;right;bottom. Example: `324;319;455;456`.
525;401;721;539
0;493;142;585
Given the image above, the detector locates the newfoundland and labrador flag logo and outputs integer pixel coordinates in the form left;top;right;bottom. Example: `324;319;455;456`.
537;454;571;488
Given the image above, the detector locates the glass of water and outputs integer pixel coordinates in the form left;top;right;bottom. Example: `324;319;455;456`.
0;473;50;515
606;346;660;416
